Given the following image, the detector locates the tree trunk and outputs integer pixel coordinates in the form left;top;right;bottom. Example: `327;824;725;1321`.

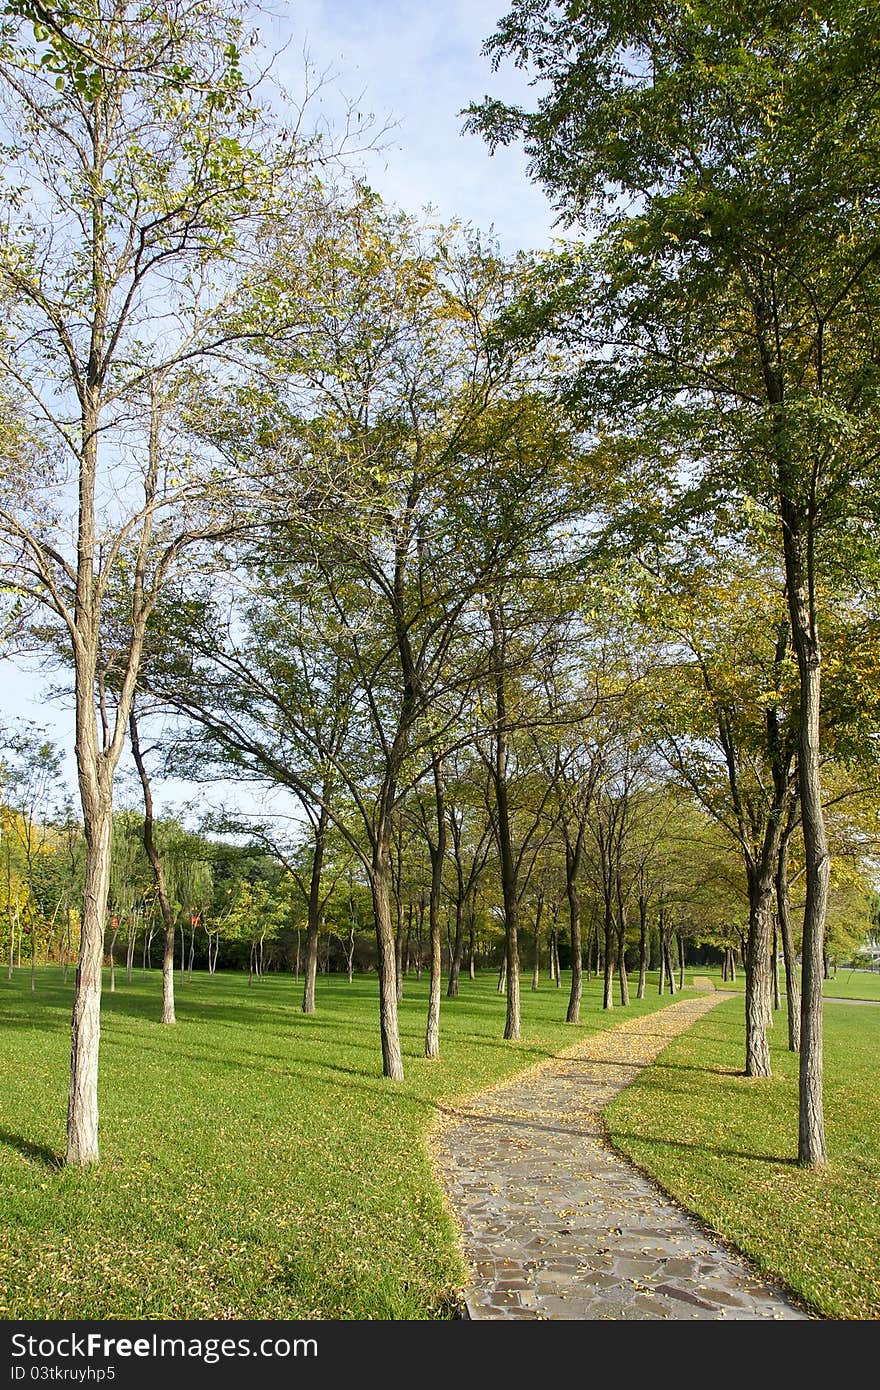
370;841;404;1081
108;922;118;993
447;898;464;998
395;913;404;1002
302;809;328;1015
771;920;781;1013
129;710;177;1025
602;894;615;1010
497;954;507;994
66;792;112;1167
425;758;446;1059
531;892;542;991
617;933;630;1007
780;491;828;1165
62;906;71;983
636;894;648;1000
489;605;521;1040
565;841;583;1023
615;875;629;1006
745;865;773;1077
777;835;801;1051
677;930;685;993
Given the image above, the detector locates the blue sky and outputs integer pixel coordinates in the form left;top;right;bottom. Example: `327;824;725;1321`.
3;0;557;818
268;0;558;250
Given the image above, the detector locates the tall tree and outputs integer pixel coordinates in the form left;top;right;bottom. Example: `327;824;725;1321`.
468;0;880;1164
0;2;316;1164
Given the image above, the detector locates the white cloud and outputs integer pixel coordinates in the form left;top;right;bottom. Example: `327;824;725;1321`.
267;0;560;251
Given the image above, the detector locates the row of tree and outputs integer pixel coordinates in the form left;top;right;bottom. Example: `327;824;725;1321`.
0;2;878;1174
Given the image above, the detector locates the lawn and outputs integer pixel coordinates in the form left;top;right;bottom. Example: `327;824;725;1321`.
685;965;880;1002
1;965;674;1320
606;995;880;1319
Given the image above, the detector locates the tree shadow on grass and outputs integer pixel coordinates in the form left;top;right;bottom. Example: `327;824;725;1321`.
609;1128;796;1167
0;1128;62;1170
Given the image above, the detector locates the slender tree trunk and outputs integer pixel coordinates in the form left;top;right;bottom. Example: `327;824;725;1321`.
615;875;629;1007
497;954;507;994
602;893;615;1010
66;791;112;1167
371;840;404;1081
531;891;543;991
489;606;521;1040
771;921;781;1013
745;866;774;1077
565;840;583;1024
637;894;648;1000
777;833;801;1052
62;906;71;983
780;490;828;1165
394;900;404;1004
302;808;328;1015
467;909;475;980
661;913;677;997
129;711;176;1025
425;757;446;1059
677;930;685;992
448;898;464;998
417;898;424;981
108;922;118;993
617;933;630;1007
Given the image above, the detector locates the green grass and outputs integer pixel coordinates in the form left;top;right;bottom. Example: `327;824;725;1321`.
819;970;880;1001
606;995;880;1319
688;965;880;1001
1;965;674;1321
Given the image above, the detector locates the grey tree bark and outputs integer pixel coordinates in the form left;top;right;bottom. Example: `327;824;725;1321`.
129;709;177;1025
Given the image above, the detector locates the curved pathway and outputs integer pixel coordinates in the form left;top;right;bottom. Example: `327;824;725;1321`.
433;994;810;1320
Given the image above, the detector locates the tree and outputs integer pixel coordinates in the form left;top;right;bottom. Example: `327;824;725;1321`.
0;1;321;1164
468;0;880;1165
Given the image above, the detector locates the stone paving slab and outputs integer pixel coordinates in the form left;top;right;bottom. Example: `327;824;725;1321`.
433;994;811;1320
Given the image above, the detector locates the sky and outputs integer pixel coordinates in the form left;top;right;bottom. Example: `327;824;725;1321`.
268;0;558;253
2;0;558;822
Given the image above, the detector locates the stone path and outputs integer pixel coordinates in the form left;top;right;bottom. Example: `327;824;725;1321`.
433;994;810;1320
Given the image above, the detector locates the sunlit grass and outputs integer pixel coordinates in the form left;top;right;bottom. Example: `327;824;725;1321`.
606;996;880;1319
1;965;672;1320
687;965;880;1001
